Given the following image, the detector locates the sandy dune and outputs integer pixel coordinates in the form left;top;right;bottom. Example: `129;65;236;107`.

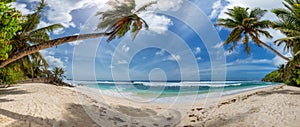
1;83;300;127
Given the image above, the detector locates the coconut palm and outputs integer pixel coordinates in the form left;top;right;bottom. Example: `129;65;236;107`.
30;57;45;81
10;0;60;73
272;0;300;54
0;0;156;68
216;6;290;61
51;67;65;83
271;0;300;85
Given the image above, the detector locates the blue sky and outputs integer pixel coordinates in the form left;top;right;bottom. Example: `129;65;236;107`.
13;0;290;81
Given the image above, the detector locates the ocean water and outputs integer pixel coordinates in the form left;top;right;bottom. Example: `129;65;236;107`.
72;81;281;99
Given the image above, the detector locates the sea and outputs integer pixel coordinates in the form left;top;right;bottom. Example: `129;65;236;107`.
67;80;281;103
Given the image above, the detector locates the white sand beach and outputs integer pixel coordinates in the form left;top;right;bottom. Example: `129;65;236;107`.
1;83;300;127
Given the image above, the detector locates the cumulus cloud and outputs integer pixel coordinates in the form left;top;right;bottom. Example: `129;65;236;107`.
40;49;65;68
155;0;183;11
139;13;173;34
41;0;108;28
15;0;182;35
44;56;65;68
164;54;181;61
272;54;291;67
11;2;33;15
209;0;223;19
155;49;165;56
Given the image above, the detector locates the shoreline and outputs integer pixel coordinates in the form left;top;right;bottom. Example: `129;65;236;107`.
0;83;299;127
76;83;281;104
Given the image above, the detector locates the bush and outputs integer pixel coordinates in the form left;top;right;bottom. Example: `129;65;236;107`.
0;63;23;85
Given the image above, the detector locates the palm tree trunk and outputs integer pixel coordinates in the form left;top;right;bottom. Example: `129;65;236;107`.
31;69;34;82
258;40;290;61
0;32;109;68
249;33;290;62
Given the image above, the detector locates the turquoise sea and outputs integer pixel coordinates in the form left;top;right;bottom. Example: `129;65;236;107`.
71;81;281;99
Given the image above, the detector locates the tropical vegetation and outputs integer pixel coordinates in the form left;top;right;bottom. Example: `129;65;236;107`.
271;0;300;86
0;0;156;85
0;0;156;68
262;65;284;82
217;0;300;86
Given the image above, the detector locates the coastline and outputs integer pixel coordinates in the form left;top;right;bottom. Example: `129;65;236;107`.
1;83;299;127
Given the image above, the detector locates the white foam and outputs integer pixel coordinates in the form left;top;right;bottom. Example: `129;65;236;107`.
134;81;242;87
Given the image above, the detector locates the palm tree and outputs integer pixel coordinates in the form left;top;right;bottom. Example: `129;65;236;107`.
271;0;300;85
30;57;47;81
216;7;290;61
0;0;156;68
272;0;300;54
10;0;60;74
51;67;65;83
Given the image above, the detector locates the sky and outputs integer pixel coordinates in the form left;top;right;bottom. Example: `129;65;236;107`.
12;0;290;81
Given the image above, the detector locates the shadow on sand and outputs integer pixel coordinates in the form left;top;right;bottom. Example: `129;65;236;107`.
0;102;181;127
0;88;30;96
0;104;99;127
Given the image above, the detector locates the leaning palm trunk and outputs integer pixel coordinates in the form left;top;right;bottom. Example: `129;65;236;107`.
258;40;290;61
0;0;156;68
250;33;290;61
0;33;110;68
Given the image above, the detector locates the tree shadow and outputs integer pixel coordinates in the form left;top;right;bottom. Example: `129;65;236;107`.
0;98;14;103
76;103;181;127
0;102;181;127
256;89;300;96
0;88;30;97
0;104;100;127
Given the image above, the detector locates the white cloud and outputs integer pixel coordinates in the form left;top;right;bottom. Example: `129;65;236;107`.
213;42;224;49
196;57;202;61
11;2;33;15
44;56;65;68
140;12;173;34
43;0;108;28
122;44;130;53
68;40;83;46
155;0;183;11
216;0;285;20
117;60;128;65
210;0;223;19
228;57;272;66
272;54;290;67
15;0;180;35
155;49;165;56
40;49;65;68
194;47;201;54
164;54;181;61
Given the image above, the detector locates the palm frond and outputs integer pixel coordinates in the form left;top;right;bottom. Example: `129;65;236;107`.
30;24;64;34
243;34;251;54
216;18;238;28
257;29;273;39
252;20;273;29
250;8;267;19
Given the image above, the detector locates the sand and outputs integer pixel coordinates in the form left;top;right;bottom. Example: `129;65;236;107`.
1;83;300;127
